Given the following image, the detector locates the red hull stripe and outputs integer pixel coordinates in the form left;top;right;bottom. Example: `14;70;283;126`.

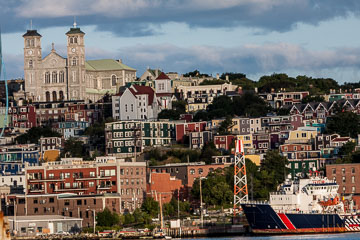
277;213;296;230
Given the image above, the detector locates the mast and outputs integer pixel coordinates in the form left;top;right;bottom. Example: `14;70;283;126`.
233;139;248;216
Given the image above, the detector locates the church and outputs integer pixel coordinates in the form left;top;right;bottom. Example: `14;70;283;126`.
23;23;136;103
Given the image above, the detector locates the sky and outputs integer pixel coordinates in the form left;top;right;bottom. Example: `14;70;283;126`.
2;0;360;83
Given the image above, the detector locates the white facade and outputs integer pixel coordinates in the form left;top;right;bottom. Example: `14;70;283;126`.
112;85;160;121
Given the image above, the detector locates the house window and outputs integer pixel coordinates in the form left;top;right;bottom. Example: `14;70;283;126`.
72;57;78;66
342;168;345;174
332;168;336;174
190;169;195;174
52;71;57;83
59;71;65;83
342;176;346;183
352;186;356;193
352;168;355;174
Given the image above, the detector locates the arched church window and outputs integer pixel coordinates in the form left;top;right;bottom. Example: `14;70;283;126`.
52;91;57;102
30;39;34;47
72;57;77;66
45;91;50;102
74;37;78;44
112;75;117;86
59;71;64;83
52;71;57;83
70;37;73;44
45;72;50;84
26;39;30;47
29;60;33;69
59;91;64;101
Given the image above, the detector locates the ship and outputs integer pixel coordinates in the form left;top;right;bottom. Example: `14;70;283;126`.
241;173;360;234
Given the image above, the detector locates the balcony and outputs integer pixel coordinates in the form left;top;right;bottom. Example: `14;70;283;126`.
97;185;112;189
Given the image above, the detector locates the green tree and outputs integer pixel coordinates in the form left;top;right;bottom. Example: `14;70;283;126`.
172;100;187;114
141;197;159;218
15;126;61;144
193;110;209;122
261;150;289;189
199;142;221;164
158;109;180;120
326;111;360;138
61;137;86;158
96;208;120;227
199;79;226;85
301;95;325;103
218;115;234;135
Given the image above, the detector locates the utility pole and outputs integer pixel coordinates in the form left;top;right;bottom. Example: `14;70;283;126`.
177;189;180;219
200;178;203;228
159;193;163;229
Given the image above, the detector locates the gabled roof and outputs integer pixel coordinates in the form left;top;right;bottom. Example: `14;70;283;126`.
85;59;135;71
129;85;156;105
155;72;170;80
23;30;42;37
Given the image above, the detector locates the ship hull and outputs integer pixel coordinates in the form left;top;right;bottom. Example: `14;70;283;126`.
241;203;347;234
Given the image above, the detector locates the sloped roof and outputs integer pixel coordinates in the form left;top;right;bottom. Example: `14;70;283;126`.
85;59;136;71
23;30;42;37
130;85;156;105
155;72;170;80
66;27;85;35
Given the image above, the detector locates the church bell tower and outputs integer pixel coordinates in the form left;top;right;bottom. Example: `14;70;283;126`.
66;21;85;100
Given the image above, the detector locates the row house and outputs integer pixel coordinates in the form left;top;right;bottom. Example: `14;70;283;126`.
65;102;108;124
259;91;309;109
289;99;360;121
106;120;176;156
25;157;146;213
280;143;323;177
53;121;89;139
261;115;298;133
39;137;64;162
253;132;270;153
189;131;212;149
8;106;37;129
176;121;207;144
147;172;183;204
214;135;235;151
7;193;122;228
0;144;39;175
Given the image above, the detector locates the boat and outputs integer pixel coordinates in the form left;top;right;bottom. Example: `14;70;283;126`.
241;172;360;234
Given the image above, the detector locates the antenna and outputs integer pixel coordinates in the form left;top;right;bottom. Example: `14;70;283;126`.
30;19;33;30
233;139;248;216
73;16;77;28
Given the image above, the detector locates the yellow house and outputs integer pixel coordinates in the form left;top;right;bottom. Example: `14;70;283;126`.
287;129;317;144
236;134;254;151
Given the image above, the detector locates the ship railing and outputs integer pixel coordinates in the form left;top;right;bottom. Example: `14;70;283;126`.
243;200;269;205
269;191;287;195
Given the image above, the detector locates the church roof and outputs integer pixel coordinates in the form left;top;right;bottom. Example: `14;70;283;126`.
23;30;42;37
66;27;85;35
85;59;136;71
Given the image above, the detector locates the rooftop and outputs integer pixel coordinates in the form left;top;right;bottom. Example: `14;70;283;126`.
85;59;135;71
23;30;42;37
66;27;85;35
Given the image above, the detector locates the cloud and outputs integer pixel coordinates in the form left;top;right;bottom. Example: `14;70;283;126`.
118;43;360;81
4;41;360;82
1;0;360;36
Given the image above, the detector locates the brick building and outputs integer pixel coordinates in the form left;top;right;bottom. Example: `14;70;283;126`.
175;122;207;144
25;157;146;212
326;163;360;210
7;193;121;228
147;172;183;204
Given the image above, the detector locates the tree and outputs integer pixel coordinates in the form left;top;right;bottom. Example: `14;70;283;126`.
141;197;159;218
15;126;61;144
158;109;180;120
326;111;360;138
193;110;209;122
61;137;86;158
261;150;289;189
199;142;221;164
96;208;120;227
199;79;226;85
301;95;325;103
172;100;187;114
218;115;234;135
183;70;209;78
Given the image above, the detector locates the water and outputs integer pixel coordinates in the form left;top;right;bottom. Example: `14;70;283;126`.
182;233;360;240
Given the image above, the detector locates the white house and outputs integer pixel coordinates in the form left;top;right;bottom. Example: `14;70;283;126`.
112;85;161;120
155;72;174;110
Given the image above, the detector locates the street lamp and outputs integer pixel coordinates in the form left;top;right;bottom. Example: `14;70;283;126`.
86;208;96;234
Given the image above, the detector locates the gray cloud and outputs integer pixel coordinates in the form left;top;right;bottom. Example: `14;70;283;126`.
1;0;360;36
5;42;360;82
